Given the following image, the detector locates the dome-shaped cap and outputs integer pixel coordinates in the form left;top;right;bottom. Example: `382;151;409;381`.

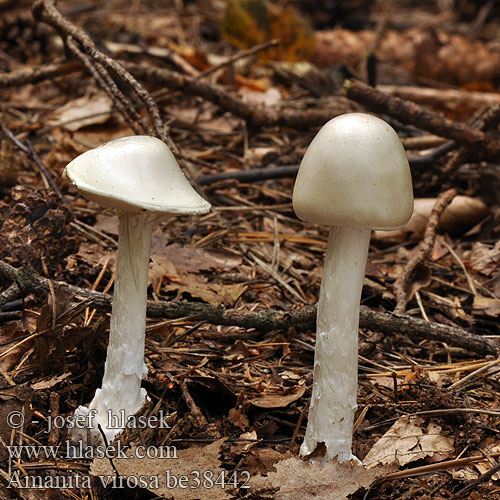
63;136;211;215
293;113;413;230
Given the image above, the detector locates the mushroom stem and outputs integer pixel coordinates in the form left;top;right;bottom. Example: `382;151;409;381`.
84;212;155;440
300;226;371;463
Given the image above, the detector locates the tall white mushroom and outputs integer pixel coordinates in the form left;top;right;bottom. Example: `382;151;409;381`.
64;136;210;442
293;113;413;463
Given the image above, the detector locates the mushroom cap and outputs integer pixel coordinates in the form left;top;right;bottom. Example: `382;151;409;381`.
293;113;413;230
63;136;211;214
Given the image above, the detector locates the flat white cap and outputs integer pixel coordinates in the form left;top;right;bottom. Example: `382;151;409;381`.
63;136;211;215
293;113;413;230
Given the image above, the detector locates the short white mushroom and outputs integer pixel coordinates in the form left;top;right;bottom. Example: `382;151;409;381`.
292;113;413;463
63;136;210;442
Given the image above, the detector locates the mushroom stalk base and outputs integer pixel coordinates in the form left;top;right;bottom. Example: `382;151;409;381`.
74;212;155;443
300;226;370;463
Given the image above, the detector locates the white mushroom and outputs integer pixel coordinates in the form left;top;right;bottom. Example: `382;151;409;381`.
63;136;210;442
292;113;413;463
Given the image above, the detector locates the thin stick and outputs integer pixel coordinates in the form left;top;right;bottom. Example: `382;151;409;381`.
33;0;174;150
1;124;65;202
393;188;457;314
197;39;280;79
0;260;496;356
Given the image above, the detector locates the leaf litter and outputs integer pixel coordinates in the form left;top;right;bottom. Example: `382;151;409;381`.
3;1;500;499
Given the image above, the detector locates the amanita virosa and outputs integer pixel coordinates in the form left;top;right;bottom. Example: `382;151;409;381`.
293;113;413;463
64;136;210;442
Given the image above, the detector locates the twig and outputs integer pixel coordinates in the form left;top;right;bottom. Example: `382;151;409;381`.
65;37;146;136
0;124;65;202
0;58;352;128
124;62;353;128
0;260;496;356
384;451;500;481
48;392;60;446
0;61;81;87
179;379;208;428
197;39;280;79
32;0;174;150
197;165;300;186
450;459;500;499
448;357;500;390
0;284;21;308
196;145;449;186
343;79;500;158
379;85;500;108
393;189;457;314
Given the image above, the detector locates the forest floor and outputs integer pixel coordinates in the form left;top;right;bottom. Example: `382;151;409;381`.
2;0;500;499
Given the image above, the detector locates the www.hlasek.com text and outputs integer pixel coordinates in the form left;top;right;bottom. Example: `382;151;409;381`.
7;440;178;461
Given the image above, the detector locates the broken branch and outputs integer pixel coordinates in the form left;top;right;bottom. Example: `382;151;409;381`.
0;260;496;356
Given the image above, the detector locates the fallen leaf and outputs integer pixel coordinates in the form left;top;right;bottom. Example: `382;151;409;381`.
472;295;500;318
150;254;243;306
373;196;489;242
0;318;36;372
0;384;34;461
467;241;500;276
452;467;479;481
0;138;18;188
475;444;500;480
151;241;242;273
239;86;282;106
48;95;113;131
91;439;233;500
363;416;454;468
94;213;119;236
249;457;393;500
249;384;305;408
31;373;71;391
228;408;249;430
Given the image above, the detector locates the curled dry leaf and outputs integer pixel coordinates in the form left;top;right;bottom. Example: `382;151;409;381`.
363;416;454;468
47;95;113;131
373;196;489;243
466;241;500;277
249;456;394;500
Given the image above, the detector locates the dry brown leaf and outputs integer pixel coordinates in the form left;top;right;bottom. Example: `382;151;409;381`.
475;444;500;480
467;241;500;276
31;372;71;391
0;138;18;188
472;295;500;318
48;95;113;131
44;131;88;174
94;213;119;236
363;416;454;468
249;457;393;500
239;86;282;106
150;252;243;306
0;318;36;372
228;407;249;430
91;439;233;500
75;242;112;268
224;339;252;360
249;384;306;408
373;196;489;243
151;241;243;273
